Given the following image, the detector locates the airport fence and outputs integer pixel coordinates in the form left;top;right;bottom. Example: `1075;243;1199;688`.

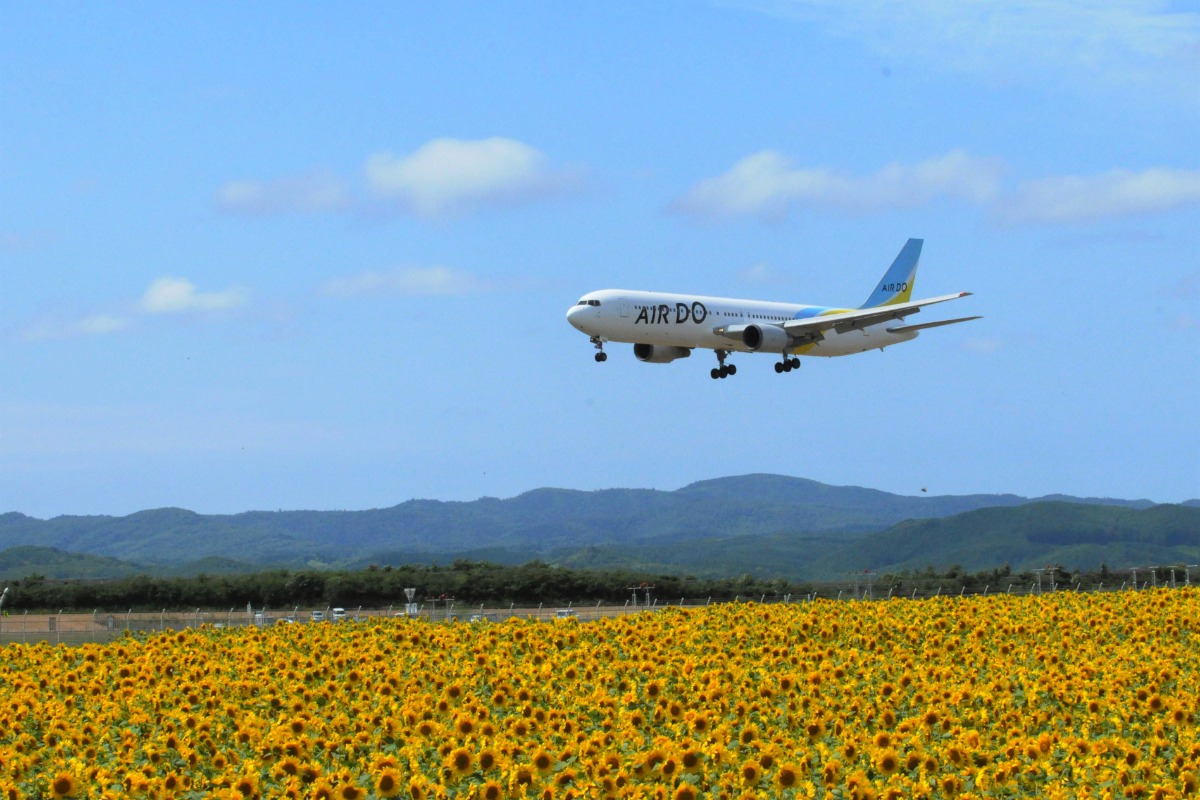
0;569;1194;647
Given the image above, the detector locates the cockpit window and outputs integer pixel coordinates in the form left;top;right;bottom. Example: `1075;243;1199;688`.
576;300;587;306
589;300;600;307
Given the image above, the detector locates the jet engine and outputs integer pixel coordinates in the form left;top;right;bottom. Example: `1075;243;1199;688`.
633;343;692;363
742;323;792;353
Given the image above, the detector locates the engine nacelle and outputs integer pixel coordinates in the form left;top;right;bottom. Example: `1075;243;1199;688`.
633;343;692;363
742;323;792;353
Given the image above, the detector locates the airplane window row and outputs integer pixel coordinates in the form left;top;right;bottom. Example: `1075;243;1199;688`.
715;311;786;321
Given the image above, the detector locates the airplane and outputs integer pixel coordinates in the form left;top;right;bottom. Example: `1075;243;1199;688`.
566;238;979;379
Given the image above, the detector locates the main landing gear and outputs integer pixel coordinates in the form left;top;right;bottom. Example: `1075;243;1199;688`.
774;356;801;374
591;336;607;362
710;349;737;379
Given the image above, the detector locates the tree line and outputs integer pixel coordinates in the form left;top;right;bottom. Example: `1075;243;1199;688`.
0;559;1174;613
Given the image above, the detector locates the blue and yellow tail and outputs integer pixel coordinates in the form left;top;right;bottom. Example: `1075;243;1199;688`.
860;238;922;308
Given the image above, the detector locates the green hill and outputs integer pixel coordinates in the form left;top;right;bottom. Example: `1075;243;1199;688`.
813;501;1200;576
353;502;1200;581
0;546;145;580
1;478;1193;579
0;475;1173;569
0;546;266;582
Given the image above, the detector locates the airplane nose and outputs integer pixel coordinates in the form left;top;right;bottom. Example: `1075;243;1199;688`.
566;304;585;330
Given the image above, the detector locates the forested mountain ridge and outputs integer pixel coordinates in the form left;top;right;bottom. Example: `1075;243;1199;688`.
804;501;1200;578
1;475;1192;576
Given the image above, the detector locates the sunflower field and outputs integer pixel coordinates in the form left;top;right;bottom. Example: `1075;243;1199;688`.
1;588;1197;799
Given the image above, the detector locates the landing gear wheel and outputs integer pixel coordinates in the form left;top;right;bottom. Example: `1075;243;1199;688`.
589;336;607;362
710;368;721;379
726;364;736;375
774;362;784;374
719;365;729;378
789;357;800;369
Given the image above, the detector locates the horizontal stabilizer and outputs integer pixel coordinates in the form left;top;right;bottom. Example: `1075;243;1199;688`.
886;316;981;334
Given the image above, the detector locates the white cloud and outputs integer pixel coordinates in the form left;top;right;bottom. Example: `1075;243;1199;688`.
321;266;481;298
1;229;56;253
364;138;581;218
741;261;787;284
1000;168;1200;224
739;0;1200;97
76;314;130;335
215;171;349;215
675;150;1003;220
141;278;248;314
1160;272;1200;301
1156;273;1200;331
212;138;583;221
678;150;1200;226
15;278;250;342
21;314;132;341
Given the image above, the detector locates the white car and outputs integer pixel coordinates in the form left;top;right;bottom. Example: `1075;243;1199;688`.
311;610;326;623
331;607;347;623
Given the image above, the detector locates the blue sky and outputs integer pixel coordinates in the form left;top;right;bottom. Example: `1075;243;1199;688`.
2;1;1198;518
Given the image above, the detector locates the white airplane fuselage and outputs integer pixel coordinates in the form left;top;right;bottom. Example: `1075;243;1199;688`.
566;289;918;357
566;239;978;377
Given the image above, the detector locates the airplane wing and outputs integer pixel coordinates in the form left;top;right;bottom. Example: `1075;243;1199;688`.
780;292;974;341
887;315;981;334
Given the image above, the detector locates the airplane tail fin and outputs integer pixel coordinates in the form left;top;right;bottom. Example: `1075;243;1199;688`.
860;238;922;308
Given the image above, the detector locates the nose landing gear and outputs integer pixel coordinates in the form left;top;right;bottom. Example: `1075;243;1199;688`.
710;349;737;379
590;336;607;362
